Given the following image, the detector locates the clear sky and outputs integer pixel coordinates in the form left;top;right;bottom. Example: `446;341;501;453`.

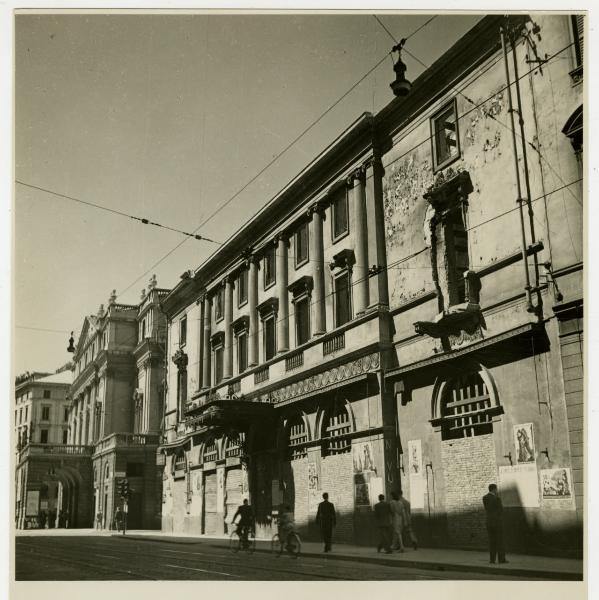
14;12;483;375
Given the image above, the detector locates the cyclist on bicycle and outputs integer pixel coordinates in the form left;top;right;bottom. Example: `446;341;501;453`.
232;499;254;549
277;505;296;552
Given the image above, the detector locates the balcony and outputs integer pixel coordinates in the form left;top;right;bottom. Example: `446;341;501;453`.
254;366;269;384
94;432;161;454
285;351;304;372
18;443;93;463
323;332;345;356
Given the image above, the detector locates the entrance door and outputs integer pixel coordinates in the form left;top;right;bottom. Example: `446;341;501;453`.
126;492;143;530
203;473;218;535
225;468;242;531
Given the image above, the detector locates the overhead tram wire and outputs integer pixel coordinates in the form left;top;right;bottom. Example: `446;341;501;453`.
15;181;221;245
116;17;441;300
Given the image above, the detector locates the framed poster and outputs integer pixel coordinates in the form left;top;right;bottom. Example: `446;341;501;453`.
407;439;422;475
352;441;376;474
498;464;540;507
541;468;572;499
514;423;535;463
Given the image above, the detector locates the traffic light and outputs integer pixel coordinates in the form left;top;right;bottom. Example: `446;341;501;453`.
122;479;129;499
117;479;124;498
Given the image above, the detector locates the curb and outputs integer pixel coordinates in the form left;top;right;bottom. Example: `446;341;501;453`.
113;535;582;581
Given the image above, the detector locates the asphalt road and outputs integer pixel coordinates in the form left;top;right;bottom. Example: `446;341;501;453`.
15;535;543;581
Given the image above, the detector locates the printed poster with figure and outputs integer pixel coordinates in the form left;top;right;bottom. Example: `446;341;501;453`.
407;440;425;509
514;422;535;463
541;468;572;499
308;462;320;512
408;439;422;475
353;441;376;507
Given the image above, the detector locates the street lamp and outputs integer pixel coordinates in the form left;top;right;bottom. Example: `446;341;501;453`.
390;39;412;98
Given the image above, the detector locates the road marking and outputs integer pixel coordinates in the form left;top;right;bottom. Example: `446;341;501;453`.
161;549;210;556
163;563;240;578
95;554;119;559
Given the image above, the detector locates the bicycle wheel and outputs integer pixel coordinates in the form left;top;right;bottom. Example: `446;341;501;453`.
286;532;301;558
245;531;256;554
271;533;282;557
229;531;241;553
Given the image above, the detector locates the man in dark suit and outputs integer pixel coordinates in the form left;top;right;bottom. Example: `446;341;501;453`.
374;494;393;554
483;483;508;564
316;492;337;552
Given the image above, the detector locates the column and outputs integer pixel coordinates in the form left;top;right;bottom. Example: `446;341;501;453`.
88;386;96;444
365;157;390;310
309;203;326;335
248;255;259;366
276;234;289;352
197;295;205;389
352;168;370;314
202;296;212;388
224;277;234;379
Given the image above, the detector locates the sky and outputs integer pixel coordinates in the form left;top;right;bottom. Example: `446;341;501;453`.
13;12;484;375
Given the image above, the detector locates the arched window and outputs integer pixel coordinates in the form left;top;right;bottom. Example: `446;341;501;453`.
323;401;351;456
225;433;244;459
203;439;218;463
439;371;493;441
287;416;307;460
104;463;110;479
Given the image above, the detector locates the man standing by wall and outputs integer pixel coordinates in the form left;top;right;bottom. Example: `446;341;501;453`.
316;492;336;553
483;483;508;564
374;494;393;554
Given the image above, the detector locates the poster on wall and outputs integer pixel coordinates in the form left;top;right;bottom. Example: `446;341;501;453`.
26;490;39;516
308;462;320;512
369;477;384;503
514;423;536;463
498;463;540;507
409;474;426;509
354;481;370;506
408;440;423;475
216;469;225;512
352;441;376;474
541;468;572;499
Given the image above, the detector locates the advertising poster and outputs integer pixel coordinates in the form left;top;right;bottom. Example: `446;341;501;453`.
216;468;225;512
514;422;536;463
409;474;425;509
498;463;540;507
541;468;572;499
352;441;376;474
408;439;423;475
308;462;320;512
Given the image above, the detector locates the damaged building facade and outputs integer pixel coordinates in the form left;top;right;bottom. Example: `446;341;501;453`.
159;14;583;555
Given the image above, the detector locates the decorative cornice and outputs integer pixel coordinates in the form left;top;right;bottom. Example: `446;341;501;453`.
232;315;250;334
288;275;314;298
257;296;279;318
329;248;356;271
172;348;189;370
307;201;327;219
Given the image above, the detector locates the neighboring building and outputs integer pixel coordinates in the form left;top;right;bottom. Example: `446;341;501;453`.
15;278;170;530
158;13;583;556
14;368;73;528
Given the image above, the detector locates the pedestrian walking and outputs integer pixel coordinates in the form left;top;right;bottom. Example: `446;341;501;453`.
374;494;393;554
398;490;418;550
389;491;406;552
114;506;123;533
483;483;508;564
316;492;337;553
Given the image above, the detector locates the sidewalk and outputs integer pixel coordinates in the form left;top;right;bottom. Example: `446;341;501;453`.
113;530;583;580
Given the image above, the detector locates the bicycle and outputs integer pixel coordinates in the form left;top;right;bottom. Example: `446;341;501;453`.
271;529;301;558
229;525;256;554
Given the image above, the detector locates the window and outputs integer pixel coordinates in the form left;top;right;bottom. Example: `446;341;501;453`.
294;222;309;268
237;332;248;374
43;390;51;399
323;402;351;455
40;429;49;444
295;296;311;346
334;272;352;327
175;451;186;471
203;440;218;463
263;246;276;289
41;406;51;421
445;209;469;305
263;316;276;361
141;319;146;340
179;316;187;346
432;100;459;170
64;406;70;422
439;372;493;441
287;417;308;460
332;187;349;241
215;287;225;322
214;345;224;384
62;429;68;444
225;434;244;458
19;408;23;424
25;406;28;422
571;15;584;69
238;269;248;307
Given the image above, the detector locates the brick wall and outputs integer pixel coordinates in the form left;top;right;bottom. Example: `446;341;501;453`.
320;452;354;543
441;433;497;548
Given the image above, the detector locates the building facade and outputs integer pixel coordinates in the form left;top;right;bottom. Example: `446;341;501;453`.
15;278;170;531
14;369;73;528
158;14;583;555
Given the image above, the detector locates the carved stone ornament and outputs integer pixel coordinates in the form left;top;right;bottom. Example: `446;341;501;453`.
172;348;188;370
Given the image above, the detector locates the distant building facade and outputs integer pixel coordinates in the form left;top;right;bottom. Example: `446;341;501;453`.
158;14;583;556
15;278;170;531
14;369;72;528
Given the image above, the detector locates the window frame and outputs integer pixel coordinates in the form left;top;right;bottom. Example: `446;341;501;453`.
62;429;69;444
294;295;311;346
43;389;51;399
331;187;350;243
333;270;353;328
430;98;461;172
294;221;310;269
237;331;248;374
237;269;248;308
41;405;51;421
214;343;224;385
179;315;187;347
262;314;277;362
215;287;225;323
40;429;49;444
263;246;276;290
